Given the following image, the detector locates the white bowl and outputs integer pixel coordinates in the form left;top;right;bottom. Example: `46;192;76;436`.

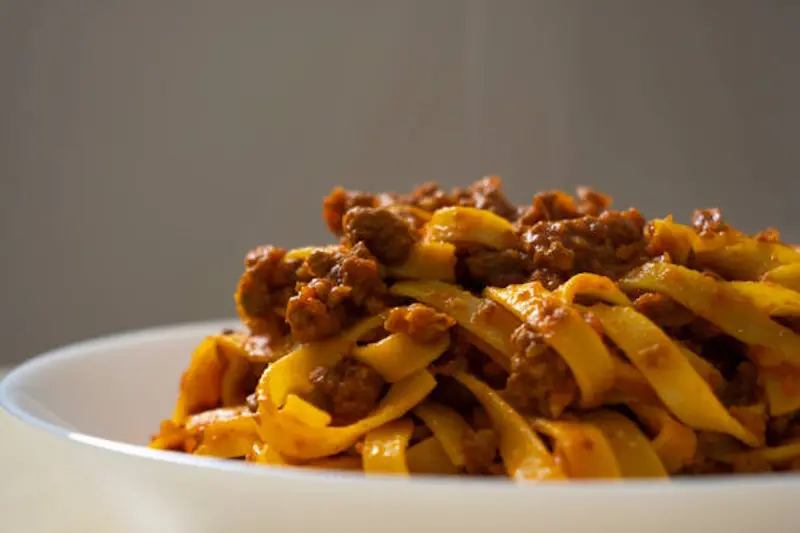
2;321;799;533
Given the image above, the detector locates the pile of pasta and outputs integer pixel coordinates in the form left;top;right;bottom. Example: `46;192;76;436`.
151;184;800;480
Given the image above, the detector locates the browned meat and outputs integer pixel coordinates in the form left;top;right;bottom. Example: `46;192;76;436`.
342;207;418;266
460;246;531;288
322;187;380;235
692;208;734;238
309;357;386;425
519;208;648;290
285;243;389;343
235;246;302;337
517;187;611;226
504;325;577;417
384;303;455;343
633;293;695;328
285;278;351;343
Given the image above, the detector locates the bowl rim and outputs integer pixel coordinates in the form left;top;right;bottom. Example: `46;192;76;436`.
3;319;800;494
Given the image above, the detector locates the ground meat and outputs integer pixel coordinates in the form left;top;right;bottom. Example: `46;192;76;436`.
755;228;781;243
465;176;518;220
633;293;695;328
383;303;455;343
517;188;611;226
342;207;418;266
286;243;389;342
692;208;733;238
459;246;531;288
504;325;577;417
235;246;302;336
462;429;500;475
309;357;385;425
285;279;350;343
519;208;648;290
322;187;380;235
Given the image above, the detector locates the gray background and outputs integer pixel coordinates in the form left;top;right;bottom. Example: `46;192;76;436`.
1;0;798;365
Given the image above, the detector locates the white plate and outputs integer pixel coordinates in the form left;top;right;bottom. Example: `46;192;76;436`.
2;321;799;533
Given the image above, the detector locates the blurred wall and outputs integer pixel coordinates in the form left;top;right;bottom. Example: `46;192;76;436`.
1;0;798;364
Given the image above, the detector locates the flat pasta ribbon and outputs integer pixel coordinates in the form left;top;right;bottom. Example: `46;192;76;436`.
256;370;436;460
260;313;387;407
424;206;518;250
387;242;457;283
695;239;800;280
587;304;760;447
185;406;260;459
406;437;460;475
390;280;518;371
486;282;615;407
628;404;697;474
620;262;800;367
413;401;472;467
351;333;450;382
362;418;415;475
728;281;800;316
762;263;800;293
554;273;633;306
454;371;564;480
579;410;668;478
532;419;621;479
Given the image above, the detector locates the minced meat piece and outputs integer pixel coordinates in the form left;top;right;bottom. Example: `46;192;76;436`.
692;208;733;238
517;187;611;226
342;207;418;266
460;246;531;288
465;176;517;220
309;357;385;425
519;208;648;290
462;428;499;475
285;278;350;343
384;303;455;343
504;325;577;417
235;246;302;336
322;187;379;235
633;293;695;328
287;243;389;342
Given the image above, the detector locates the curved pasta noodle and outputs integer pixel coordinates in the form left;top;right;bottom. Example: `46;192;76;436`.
695;239;800;280
424;206;518;250
579;410;668;478
762;263;800;293
454;371;564;480
387;242;457;282
486;283;615;407
256;370;436;460
554;273;633;306
362;418;415;475
391;280;518;370
532;419;621;479
628;404;697;474
728;281;800;316
620;262;800;367
406;437;460;475
587;304;760;446
351;333;450;382
413;401;472;467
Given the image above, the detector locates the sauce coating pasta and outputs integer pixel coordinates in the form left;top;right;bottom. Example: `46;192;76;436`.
151;178;800;479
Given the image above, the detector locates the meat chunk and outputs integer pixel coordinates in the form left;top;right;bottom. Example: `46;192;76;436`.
692;208;733;238
342;207;418;266
503;325;577;417
520;208;648;289
235;246;301;336
460;246;531;288
633;293;695;328
285;278;350;343
309;357;385;425
384;303;455;343
465;176;517;220
286;243;389;343
517;187;611;226
323;187;380;235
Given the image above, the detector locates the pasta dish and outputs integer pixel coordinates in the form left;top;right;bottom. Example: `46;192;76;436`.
151;178;800;479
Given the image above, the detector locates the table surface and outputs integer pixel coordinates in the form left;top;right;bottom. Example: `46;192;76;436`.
0;368;118;532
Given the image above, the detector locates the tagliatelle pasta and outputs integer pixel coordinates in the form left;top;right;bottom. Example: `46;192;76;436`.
150;178;800;479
